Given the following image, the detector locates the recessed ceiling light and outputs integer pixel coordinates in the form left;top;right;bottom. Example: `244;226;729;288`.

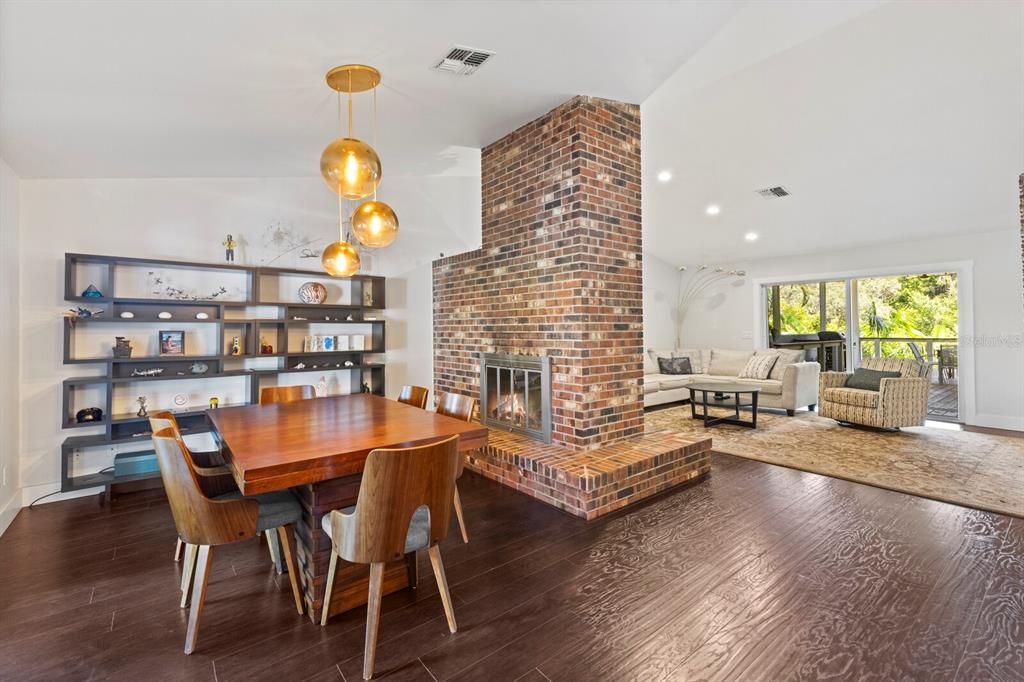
705;204;721;216
657;170;672;183
744;232;759;242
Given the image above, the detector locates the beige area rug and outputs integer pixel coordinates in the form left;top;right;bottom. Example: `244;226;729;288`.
645;405;1024;518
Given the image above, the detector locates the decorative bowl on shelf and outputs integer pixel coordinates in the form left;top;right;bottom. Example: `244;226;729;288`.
298;281;328;304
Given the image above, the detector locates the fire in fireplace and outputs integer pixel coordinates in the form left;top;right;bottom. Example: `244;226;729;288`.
479;352;552;443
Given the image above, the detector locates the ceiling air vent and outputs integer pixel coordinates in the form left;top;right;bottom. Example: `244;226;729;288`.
432;46;495;76
756;186;791;198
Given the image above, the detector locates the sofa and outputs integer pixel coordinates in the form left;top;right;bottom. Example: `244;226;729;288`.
819;357;929;429
643;348;820;415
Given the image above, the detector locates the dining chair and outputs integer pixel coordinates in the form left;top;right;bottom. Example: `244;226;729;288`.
149;412;235;589
435;392;477;544
152;428;305;654
320;435;461;679
259;384;317;405
396;384;429;409
257;384;318;569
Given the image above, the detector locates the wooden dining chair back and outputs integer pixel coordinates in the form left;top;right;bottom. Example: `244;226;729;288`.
434;393;477;544
321;435;461;679
260;385;316;405
396;385;429;410
436;392;477;422
329;435;460;565
151;429;258;548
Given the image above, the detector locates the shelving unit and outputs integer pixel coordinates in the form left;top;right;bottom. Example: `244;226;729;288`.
61;252;387;494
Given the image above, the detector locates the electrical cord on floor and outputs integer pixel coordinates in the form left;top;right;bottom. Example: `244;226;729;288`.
29;466;115;507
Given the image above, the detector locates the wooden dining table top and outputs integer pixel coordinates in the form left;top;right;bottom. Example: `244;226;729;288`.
207;393;488;495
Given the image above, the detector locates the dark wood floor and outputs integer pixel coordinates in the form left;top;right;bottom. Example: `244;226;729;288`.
2;454;1022;682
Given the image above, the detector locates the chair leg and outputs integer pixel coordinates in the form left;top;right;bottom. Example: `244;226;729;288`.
428;545;457;634
405;550;419;589
184;545;213;655
320;551;339;627
174;537;184;562
181;543;198;608
276;525;305;615
363;562;385;680
453;485;469;544
266;529;284;575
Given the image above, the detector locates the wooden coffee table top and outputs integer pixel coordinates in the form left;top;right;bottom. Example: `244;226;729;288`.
207;394;488;495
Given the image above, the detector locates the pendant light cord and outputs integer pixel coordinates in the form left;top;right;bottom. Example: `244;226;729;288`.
373;84;378;201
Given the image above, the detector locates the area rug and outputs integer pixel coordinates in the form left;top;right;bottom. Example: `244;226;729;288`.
645;405;1024;518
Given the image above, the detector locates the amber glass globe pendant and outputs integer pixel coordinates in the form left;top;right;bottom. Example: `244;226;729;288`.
320;64;399;276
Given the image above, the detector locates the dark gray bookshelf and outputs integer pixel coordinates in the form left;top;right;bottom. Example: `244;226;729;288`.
61;252;387;494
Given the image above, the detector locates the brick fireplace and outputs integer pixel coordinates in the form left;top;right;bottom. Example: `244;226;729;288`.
433;96;711;518
433;95;645;450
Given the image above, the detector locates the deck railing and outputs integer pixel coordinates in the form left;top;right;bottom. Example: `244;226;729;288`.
859;336;956;363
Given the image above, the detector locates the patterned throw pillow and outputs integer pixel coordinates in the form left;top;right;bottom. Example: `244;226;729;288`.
658;357;693;375
738;354;779;380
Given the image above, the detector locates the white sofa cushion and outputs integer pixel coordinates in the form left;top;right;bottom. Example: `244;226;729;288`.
732;378;783;395
643;352;659;375
707;348;754;376
675;348;704;374
656;374;693;391
643;375;661;394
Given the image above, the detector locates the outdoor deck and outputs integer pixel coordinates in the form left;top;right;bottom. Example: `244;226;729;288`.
928;378;958;421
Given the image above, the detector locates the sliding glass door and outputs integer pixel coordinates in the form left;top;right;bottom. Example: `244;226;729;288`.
762;271;959;421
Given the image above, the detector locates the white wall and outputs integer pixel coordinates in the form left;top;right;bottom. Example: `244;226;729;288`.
675;228;1024;431
0;158;20;533
17;174;479;503
642;252;679;351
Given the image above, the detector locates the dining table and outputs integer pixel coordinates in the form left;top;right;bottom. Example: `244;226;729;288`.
206;393;489;623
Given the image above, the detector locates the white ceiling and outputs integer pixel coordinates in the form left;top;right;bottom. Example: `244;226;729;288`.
0;0;740;179
642;0;1024;264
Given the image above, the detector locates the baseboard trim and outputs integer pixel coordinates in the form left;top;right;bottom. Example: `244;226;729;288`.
968;413;1024;433
0;491;22;537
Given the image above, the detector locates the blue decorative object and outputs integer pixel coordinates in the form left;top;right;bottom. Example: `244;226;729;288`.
81;284;104;298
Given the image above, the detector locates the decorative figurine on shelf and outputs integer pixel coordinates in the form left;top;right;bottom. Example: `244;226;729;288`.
113;337;133;358
317;376;328;397
222;234;237;262
298;281;327;304
230;336;241;356
130;367;165;377
65;307;103;325
75;407;103;424
362;286;373;307
136;396;148;418
260;337;274;354
295;362;306;369
209;397;220;409
189;361;209;375
119;311;135;319
81;284;104;298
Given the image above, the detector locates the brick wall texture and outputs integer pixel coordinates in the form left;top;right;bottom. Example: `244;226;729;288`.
432;96;644;450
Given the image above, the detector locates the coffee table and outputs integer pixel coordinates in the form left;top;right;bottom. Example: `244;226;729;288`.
687;383;761;428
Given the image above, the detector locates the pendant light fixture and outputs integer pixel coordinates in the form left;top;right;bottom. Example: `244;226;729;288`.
320;64;399;276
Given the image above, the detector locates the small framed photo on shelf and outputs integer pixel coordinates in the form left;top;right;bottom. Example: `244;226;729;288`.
159;330;185;355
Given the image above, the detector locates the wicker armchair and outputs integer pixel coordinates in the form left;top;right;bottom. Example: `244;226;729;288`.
819;358;929;429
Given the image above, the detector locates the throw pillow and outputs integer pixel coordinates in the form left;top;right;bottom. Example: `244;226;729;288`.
658;356;693;375
706;349;754;376
738;354;778;380
844;368;902;391
767;348;804;381
643;352;659;375
675;349;704;374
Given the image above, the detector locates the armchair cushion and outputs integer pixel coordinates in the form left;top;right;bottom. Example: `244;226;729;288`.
845;368;902;391
823;387;879;409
